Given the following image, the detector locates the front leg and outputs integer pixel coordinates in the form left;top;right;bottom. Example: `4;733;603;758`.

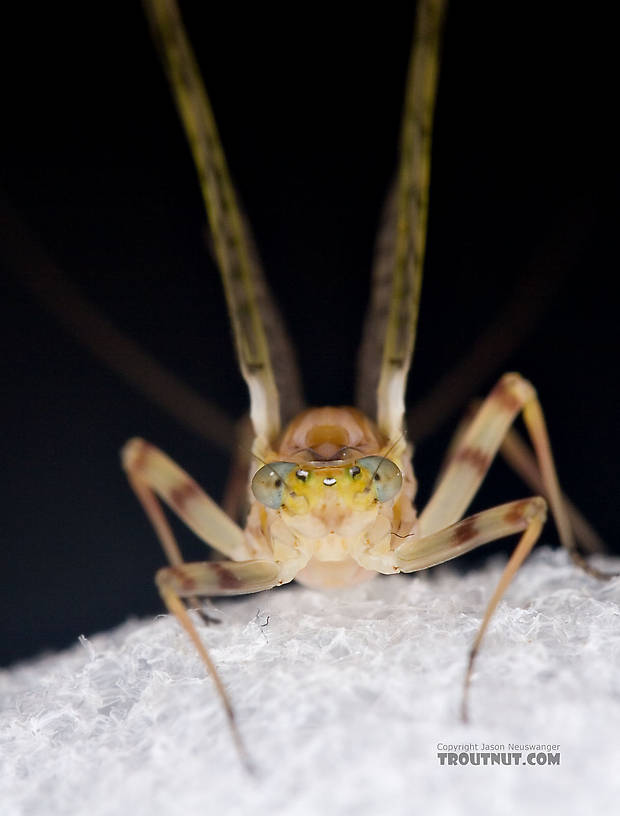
155;554;308;764
418;372;614;579
392;496;548;720
121;437;270;562
438;399;605;556
156;559;283;688
154;558;282;770
122;437;276;767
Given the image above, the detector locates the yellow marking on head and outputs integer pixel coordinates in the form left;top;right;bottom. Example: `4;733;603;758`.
280;462;379;517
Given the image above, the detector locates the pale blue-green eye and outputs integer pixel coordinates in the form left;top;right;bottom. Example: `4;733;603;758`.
251;462;297;509
357;456;402;502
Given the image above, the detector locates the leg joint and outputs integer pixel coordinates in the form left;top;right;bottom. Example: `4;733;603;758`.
121;436;149;472
494;372;536;410
155;565;197;596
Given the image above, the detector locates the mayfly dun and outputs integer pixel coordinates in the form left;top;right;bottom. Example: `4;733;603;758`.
5;0;609;770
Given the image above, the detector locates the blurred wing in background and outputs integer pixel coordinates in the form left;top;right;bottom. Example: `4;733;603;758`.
356;0;446;439
143;0;304;443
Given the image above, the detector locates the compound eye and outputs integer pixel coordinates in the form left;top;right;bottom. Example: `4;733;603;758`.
357;456;403;503
251;462;296;509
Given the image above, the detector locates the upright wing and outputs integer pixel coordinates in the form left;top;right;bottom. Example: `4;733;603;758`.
356;0;446;439
143;0;303;443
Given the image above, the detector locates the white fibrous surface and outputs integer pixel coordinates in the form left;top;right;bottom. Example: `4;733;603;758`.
2;547;620;816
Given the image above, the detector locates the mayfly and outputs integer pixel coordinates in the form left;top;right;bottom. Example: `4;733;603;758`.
116;0;613;765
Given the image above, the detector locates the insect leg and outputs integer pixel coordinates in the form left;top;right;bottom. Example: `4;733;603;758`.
418;372;615;579
156;559;282;599
122;437;261;562
122;436;265;621
156;558;281;772
394;496;547;721
395;497;545;572
498;423;605;555
154;559;276;773
437;400;605;555
123;435;280;770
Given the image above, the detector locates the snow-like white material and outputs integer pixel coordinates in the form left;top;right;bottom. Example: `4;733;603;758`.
2;547;620;816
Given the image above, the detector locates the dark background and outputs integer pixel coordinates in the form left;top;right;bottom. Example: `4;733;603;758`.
1;3;618;667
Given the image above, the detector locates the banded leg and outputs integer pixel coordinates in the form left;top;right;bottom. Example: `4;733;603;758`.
498;425;605;556
393;496;548;720
157;559;280;771
122;436;265;617
157;560;281;685
121;437;269;768
418;372;615;579
121;437;264;562
438;400;605;556
155;554;309;700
